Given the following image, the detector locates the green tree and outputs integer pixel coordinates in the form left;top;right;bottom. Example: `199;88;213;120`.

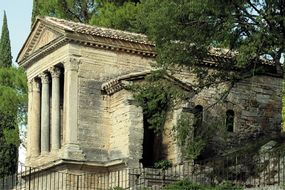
138;0;284;74
89;0;141;31
135;0;285;130
31;0;97;23
0;67;27;177
31;0;141;31
0;12;27;177
0;11;12;67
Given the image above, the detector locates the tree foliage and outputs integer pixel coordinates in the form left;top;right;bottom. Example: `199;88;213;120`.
31;0;140;26
32;0;285;73
163;180;242;190
0;12;27;176
0;11;12;67
138;0;284;73
129;71;188;134
89;1;140;32
32;0;97;23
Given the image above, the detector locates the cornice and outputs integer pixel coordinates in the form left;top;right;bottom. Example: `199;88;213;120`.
102;71;194;95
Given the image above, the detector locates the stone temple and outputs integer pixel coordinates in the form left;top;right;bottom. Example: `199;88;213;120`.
16;16;282;189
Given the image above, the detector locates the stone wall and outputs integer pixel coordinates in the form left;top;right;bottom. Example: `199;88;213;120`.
75;44;152;163
189;75;282;152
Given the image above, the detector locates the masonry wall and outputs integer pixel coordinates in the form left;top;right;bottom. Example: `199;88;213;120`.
180;74;283;154
192;76;281;132
162;109;183;164
108;89;144;166
72;44;152;162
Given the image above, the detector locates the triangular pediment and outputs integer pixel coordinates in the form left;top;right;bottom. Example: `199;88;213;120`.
33;28;59;51
17;19;65;63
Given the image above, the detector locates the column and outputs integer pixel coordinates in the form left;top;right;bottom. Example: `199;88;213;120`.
63;58;84;159
49;67;61;151
40;73;50;153
26;81;32;159
30;79;41;156
64;58;79;145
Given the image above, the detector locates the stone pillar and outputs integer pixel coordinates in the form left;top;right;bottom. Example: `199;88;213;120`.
26;81;32;159
30;79;41;156
40;73;50;153
63;58;84;160
49;67;61;151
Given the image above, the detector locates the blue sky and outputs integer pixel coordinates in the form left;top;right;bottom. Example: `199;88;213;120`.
0;0;33;65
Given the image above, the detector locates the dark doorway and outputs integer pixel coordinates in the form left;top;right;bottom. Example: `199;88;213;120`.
226;110;234;132
140;120;163;167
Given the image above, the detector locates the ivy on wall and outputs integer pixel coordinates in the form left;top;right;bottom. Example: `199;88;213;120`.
128;70;228;160
173;112;206;160
129;70;188;134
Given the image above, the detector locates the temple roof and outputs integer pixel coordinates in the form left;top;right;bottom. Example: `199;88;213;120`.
17;16;155;66
44;17;152;45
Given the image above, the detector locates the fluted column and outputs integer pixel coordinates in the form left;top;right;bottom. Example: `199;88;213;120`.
30;79;41;156
49;67;61;150
40;73;50;153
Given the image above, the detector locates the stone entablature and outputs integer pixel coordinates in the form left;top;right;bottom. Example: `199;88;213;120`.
18;16;282;171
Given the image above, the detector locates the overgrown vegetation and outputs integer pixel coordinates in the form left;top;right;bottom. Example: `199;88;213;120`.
163;180;243;190
154;159;172;170
129;70;188;134
173;112;206;160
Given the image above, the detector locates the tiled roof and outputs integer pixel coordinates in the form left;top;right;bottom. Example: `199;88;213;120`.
44;17;152;45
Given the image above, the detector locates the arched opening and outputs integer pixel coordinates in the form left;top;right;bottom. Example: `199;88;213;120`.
226;110;234;132
193;105;203;137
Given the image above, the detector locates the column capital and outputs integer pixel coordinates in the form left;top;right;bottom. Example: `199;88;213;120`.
39;73;50;84
31;78;41;92
49;67;61;78
28;80;33;92
64;57;80;71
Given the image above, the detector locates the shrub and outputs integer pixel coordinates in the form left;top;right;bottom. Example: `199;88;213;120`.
163;180;243;190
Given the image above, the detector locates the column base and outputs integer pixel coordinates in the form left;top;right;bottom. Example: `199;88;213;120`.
62;144;85;161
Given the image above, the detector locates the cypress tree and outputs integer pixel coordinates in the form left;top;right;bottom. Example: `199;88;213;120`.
0;11;12;67
0;11;24;177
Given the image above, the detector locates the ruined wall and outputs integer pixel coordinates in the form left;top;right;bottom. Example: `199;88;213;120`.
179;74;283;155
190;75;282;136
